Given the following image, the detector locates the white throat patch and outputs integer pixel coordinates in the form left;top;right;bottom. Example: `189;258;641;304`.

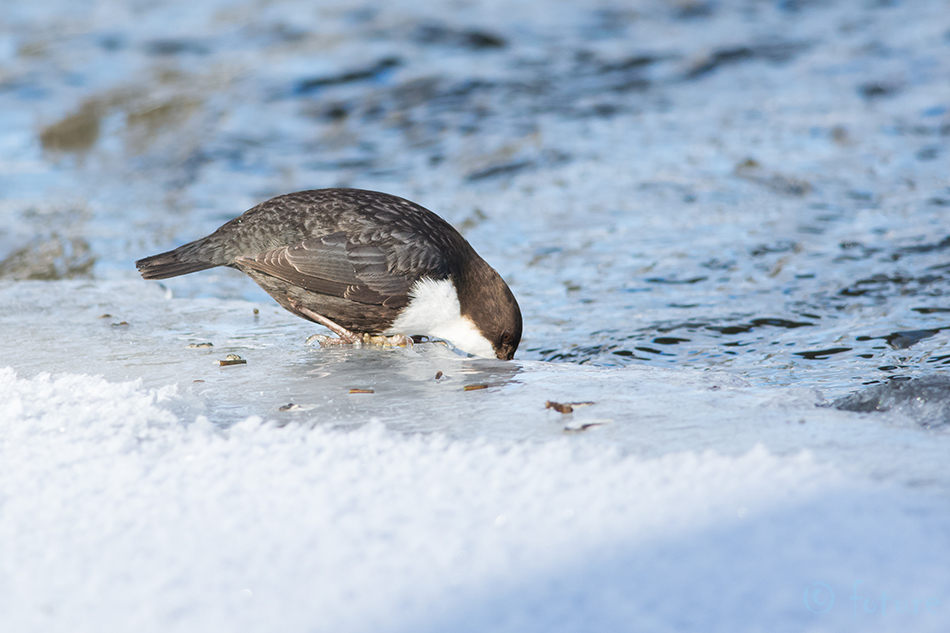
385;277;495;358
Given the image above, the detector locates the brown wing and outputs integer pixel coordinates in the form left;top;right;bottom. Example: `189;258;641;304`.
234;232;416;309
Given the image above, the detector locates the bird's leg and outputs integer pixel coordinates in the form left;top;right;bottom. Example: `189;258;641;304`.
294;305;362;345
294;304;412;349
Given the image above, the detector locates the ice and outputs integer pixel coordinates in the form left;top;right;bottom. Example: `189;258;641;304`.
834;375;950;427
2;0;950;630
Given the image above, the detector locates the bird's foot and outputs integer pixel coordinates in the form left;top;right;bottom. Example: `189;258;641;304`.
361;333;413;348
305;332;413;349
305;333;352;346
294;304;412;349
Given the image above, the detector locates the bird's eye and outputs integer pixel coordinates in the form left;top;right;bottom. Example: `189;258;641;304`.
501;330;511;343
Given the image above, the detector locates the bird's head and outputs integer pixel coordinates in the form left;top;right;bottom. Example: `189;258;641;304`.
460;264;522;361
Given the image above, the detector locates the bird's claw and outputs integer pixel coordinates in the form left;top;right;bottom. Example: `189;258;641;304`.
293;302;411;350
305;332;413;349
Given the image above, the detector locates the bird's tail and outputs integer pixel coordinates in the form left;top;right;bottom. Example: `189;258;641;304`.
135;240;218;280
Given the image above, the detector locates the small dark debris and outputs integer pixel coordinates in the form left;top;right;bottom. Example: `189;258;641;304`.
349;388;374;394
564;420;607;433
187;342;213;349
546;400;574;414
435;370;444;380
464;384;489;391
111;321;129;327
279;403;302;411
218;354;246;366
545;400;595;414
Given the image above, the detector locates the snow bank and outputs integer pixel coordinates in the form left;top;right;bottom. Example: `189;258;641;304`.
2;368;948;633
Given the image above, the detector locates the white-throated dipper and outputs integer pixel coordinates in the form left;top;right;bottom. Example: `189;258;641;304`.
135;188;522;360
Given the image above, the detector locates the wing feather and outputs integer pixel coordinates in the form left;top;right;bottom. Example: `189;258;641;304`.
235;232;441;309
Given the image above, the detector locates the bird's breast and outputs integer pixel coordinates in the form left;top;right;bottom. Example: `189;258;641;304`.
385;277;495;358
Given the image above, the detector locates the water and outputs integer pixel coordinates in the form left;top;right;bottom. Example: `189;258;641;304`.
2;1;950;631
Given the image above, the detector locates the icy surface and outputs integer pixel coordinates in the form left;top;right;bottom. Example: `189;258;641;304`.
2;0;950;631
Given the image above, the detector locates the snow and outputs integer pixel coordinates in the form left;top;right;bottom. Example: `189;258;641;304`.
3;367;949;633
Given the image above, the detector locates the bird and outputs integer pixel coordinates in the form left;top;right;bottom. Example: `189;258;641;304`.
135;188;522;360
